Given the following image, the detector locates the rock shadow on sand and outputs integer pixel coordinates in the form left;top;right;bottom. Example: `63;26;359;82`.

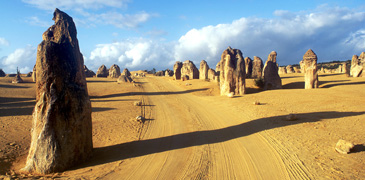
73;111;364;169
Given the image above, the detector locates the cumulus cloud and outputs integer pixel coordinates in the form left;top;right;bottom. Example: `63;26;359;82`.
1;45;36;74
88;38;174;71
22;0;129;11
174;6;365;66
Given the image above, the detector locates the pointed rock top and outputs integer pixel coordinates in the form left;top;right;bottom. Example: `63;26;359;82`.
267;51;277;63
303;49;316;57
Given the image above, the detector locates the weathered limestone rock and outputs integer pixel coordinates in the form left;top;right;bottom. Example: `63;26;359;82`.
217;47;245;96
278;67;287;75
359;52;365;63
181;75;189;81
263;51;282;90
83;65;95;77
108;64;121;78
208;68;217;82
165;69;174;77
0;69;5;77
122;68;131;77
155;71;164;76
244;57;253;78
293;66;301;73
12;69;23;83
300;60;305;73
286;65;294;73
22;9;92;174
181;60;199;79
173;61;183;80
350;55;363;77
252;56;264;79
199;60;209;80
335;139;354;154
27;72;32;77
32;65;36;82
117;75;133;83
96;65;108;77
303;49;319;89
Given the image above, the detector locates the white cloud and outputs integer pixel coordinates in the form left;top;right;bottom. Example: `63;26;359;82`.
26;16;53;27
22;0;129;11
88;38;173;71
0;37;10;46
1;45;36;74
174;6;365;66
93;11;155;29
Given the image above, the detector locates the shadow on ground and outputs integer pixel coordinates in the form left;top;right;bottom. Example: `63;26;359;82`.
90;88;209;99
74;111;364;169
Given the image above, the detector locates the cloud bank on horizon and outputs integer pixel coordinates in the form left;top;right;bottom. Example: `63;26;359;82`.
1;2;365;73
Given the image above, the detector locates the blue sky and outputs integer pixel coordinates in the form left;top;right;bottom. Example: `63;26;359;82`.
0;0;364;73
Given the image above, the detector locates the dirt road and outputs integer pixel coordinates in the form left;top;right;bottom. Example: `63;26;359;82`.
84;76;311;180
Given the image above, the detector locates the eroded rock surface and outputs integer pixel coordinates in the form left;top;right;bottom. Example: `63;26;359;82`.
181;60;199;80
83;65;95;77
263;51;282;90
252;56;263;79
96;65;108;77
108;64;121;78
122;68;131;77
244;57;253;78
350;55;363;77
22;8;92;174
199;60;209;80
173;61;183;80
303;49;319;89
217;47;245;96
32;65;36;82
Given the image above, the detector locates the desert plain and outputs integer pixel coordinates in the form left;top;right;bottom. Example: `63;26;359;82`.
0;72;364;179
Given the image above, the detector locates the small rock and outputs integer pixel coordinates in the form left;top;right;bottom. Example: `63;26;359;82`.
227;92;234;98
134;101;142;106
8;142;16;146
185;83;191;86
335;139;354;154
136;116;145;122
253;101;260;105
285;114;298;121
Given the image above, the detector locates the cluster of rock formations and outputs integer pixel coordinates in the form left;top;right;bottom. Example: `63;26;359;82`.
22;9;92;174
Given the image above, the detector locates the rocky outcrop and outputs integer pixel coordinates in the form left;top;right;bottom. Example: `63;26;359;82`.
208;68;217;82
32;65;36;82
26;72;32;77
300;60;305;73
217;47;245;96
173;61;183;80
181;75;189;81
122;68;131;77
286;65;294;73
108;64;121;78
350;55;363;77
165;69;174;77
303;49;319;89
155;71;165;76
278;67;287;75
83;65;95;77
199;60;209;80
293;66;301;73
12;69;23;83
252;56;264;79
244;57;253;78
22;9;92;174
335;139;354;154
117;75;133;83
96;65;108;77
181;60;199;79
0;69;5;77
263;51;282;90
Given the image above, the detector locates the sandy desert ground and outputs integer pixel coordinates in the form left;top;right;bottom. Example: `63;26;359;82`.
0;72;364;179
